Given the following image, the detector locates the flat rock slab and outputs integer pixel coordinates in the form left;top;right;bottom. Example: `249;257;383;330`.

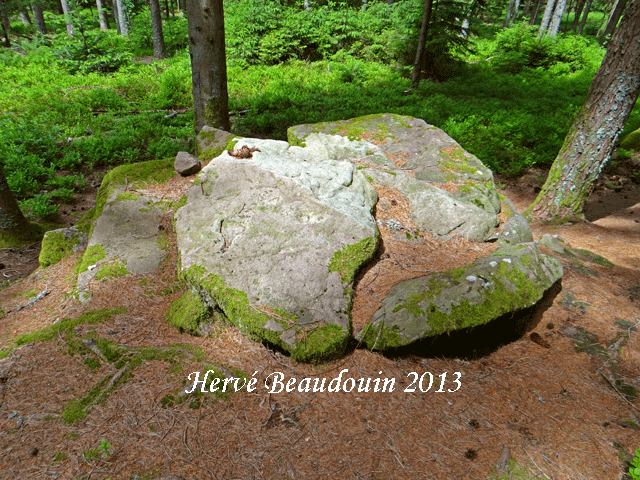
357;243;563;351
175;140;379;362
288;113;501;216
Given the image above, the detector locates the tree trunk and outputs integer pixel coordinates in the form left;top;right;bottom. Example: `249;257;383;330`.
96;0;109;30
523;0;532;17
600;0;628;44
529;0;544;23
186;0;230;134
0;168;30;233
19;8;31;25
504;0;516;26
112;0;121;34
362;0;368;11
547;0;568;35
538;0;557;36
0;0;12;46
116;0;128;36
597;0;615;36
411;0;434;88
150;0;166;58
60;0;75;35
577;0;591;33
32;2;46;33
570;0;586;30
527;0;640;221
513;0;522;21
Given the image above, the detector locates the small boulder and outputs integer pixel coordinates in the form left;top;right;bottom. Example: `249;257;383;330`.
174;151;201;177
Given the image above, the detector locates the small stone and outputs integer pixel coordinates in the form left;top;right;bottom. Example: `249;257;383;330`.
489;261;498;267
174;151;202;177
29;447;38;456
466;275;477;282
502;258;512;264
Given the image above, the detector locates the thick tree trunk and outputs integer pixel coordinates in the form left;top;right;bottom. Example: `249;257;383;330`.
60;0;75;35
0;169;30;233
411;0;434;87
600;0;628;45
32;2;46;33
570;0;586;30
96;0;109;30
116;0;128;36
527;0;640;221
547;0;568;35
186;0;230;133
150;0;166;58
538;0;557;36
577;0;591;33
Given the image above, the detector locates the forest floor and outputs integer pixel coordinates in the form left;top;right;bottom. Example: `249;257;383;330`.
0;162;639;480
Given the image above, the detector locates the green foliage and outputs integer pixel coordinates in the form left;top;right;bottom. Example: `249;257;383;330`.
51;30;132;75
631;449;640;480
491;23;604;74
129;7;189;56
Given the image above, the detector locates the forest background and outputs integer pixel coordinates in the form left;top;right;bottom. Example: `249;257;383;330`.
0;0;639;225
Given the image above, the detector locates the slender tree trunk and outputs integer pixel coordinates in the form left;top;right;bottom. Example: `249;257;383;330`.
362;0;368;11
116;0;128;36
411;0;434;87
523;0;532;17
571;0;586;30
504;0;516;26
164;0;169;18
0;0;12;46
577;0;591;33
527;0;640;221
529;0;544;23
538;0;557;36
513;0;522;21
32;2;46;33
112;0;121;34
19;8;31;25
304;0;310;9
96;0;109;30
186;0;230;133
547;0;568;35
597;0;615;36
0;168;30;233
60;0;75;35
150;0;166;58
600;0;628;44
461;17;470;37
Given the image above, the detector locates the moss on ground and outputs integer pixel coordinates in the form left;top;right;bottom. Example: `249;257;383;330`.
94;260;129;281
74;244;106;274
0;221;48;248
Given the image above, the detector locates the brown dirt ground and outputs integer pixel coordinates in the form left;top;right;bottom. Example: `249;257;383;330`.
0;166;639;480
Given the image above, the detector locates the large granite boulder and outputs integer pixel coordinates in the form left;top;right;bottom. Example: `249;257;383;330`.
174;138;379;363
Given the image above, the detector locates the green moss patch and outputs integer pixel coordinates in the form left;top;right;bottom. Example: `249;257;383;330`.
166;290;211;335
74;244;106;274
94;261;129;281
39;230;80;268
0;221;48;249
328;235;379;284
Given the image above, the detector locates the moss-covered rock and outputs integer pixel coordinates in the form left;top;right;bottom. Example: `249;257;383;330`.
39;226;88;268
166;289;212;336
357;243;563;351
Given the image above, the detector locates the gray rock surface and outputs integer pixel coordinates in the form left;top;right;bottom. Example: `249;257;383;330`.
195;125;240;160
495;197;534;246
175;147;379;362
357;242;563;351
174;151;201;176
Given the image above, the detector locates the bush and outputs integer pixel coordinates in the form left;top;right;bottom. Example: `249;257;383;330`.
52;30;132;74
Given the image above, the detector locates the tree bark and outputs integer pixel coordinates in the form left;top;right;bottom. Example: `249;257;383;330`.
538;0;557;36
32;2;47;33
112;0;121;34
0;168;30;233
186;0;230;134
570;0;586;30
0;0;12;46
150;0;166;58
116;0;128;36
60;0;75;35
529;0;544;23
547;0;568;35
19;8;31;26
600;0;628;45
96;0;109;30
504;0;517;26
527;0;640;221
411;0;434;88
577;0;591;33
